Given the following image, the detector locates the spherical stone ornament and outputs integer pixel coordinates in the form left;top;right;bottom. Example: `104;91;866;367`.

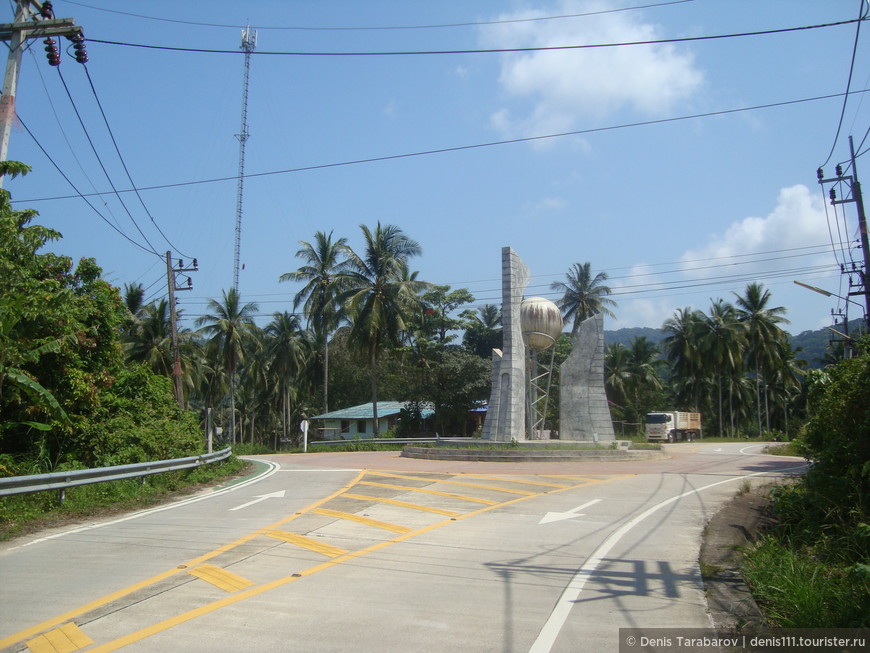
520;296;563;350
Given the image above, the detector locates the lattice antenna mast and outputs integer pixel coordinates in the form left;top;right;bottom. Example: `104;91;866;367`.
233;26;256;292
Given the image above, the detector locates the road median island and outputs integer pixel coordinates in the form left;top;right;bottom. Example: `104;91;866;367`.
400;444;667;462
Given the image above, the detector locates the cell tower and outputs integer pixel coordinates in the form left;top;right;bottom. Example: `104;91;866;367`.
233;26;256;293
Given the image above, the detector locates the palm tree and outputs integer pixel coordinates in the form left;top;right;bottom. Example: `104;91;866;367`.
626;336;663;434
338;222;423;434
280;231;349;414
195;288;259;445
662;307;706;411
550;262;616;334
604;342;631;428
124;299;174;374
265;311;312;446
698;300;747;436
733;282;789;436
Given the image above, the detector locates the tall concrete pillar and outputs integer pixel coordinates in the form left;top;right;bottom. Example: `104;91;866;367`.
481;247;530;442
559;313;615;441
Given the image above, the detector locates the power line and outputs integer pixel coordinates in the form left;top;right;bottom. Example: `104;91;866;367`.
818;0;868;168
54;66;161;256
15;112;162;255
16;88;870;205
65;0;696;32
85;17;864;57
81;64;195;259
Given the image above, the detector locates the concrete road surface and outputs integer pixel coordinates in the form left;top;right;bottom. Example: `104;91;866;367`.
0;442;804;653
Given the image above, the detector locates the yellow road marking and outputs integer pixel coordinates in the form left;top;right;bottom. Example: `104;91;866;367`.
313;508;412;533
0;469;367;651
186;564;255;593
265;530;348;558
358;481;499;505
457;474;572;488
369;472;538;495
85;488;547;653
343;493;461;516
26;622;93;653
9;471;636;653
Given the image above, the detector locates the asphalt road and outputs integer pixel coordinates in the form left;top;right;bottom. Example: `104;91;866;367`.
0;442;805;653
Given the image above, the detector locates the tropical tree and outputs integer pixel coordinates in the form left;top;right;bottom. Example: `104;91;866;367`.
662;307;707;412
626;336;664;434
733;282;789;435
698;300;747;436
461;304;502;358
123;299;173;376
604;342;631;428
265;311;312;446
550;262;616;333
338;223;423;434
280;231;349;414
195;288;259;444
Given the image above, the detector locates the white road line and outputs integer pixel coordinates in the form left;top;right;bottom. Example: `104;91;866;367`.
528;464;807;653
7;459;281;551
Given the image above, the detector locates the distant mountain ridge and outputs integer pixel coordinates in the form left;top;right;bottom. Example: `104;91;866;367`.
603;320;865;369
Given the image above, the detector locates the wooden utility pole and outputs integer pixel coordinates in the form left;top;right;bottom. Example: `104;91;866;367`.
1;1;84;182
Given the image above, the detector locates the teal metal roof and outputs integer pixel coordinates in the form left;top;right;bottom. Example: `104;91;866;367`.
310;402;407;421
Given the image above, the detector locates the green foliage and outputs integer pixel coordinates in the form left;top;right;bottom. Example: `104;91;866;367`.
742;535;869;627
71;364;203;466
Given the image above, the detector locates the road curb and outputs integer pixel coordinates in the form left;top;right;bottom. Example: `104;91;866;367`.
400;445;667;462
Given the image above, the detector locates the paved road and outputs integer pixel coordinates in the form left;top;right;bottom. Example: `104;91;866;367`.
0;442;804;653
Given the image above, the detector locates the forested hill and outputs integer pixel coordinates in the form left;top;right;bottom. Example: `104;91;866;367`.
603;320;865;369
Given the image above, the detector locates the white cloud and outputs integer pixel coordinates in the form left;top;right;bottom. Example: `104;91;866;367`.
609;186;836;330
482;0;703;137
680;185;828;276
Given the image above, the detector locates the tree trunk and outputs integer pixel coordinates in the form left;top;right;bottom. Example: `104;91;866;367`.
370;345;379;435
323;335;329;414
229;374;237;445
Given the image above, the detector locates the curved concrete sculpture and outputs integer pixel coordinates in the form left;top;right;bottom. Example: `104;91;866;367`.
559;312;616;441
481;247;529;442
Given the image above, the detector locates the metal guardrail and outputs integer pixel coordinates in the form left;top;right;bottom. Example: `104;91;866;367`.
0;447;233;499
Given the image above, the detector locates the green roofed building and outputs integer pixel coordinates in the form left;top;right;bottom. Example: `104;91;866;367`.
310;402;434;440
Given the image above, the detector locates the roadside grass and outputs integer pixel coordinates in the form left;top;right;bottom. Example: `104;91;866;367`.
0;457;248;542
741;535;870;628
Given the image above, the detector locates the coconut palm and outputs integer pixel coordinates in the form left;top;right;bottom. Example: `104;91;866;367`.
733;282;789;436
195;288;259;445
698;300;747;436
123;299;173;375
338;223;423;434
280;231;349;413
550;262;616;334
265;311;312;446
662;307;706;411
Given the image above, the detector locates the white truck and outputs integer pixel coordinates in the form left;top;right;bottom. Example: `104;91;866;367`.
645;411;701;442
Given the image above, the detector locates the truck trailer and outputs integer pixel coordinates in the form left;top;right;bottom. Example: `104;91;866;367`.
645;411;702;442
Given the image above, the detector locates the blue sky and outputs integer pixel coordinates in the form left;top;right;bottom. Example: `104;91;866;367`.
5;0;870;336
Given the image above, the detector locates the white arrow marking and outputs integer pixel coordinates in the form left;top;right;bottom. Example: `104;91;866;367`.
714;448;724;452
538;498;601;525
230;490;286;512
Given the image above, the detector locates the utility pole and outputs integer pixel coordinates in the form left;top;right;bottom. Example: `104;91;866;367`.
233;26;256;293
0;1;85;183
166;252;198;408
817;134;870;325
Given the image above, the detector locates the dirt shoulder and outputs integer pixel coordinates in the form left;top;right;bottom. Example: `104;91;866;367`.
700;486;776;632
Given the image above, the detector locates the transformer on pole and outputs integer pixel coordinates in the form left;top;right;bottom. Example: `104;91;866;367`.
233;26;256;293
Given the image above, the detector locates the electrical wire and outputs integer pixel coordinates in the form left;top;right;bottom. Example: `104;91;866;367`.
85;17;863;57
54;66;162;256
65;0;695;32
25;47;126;233
15;112;163;255
818;0;868;168
17;88;870;205
80;63;195;259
